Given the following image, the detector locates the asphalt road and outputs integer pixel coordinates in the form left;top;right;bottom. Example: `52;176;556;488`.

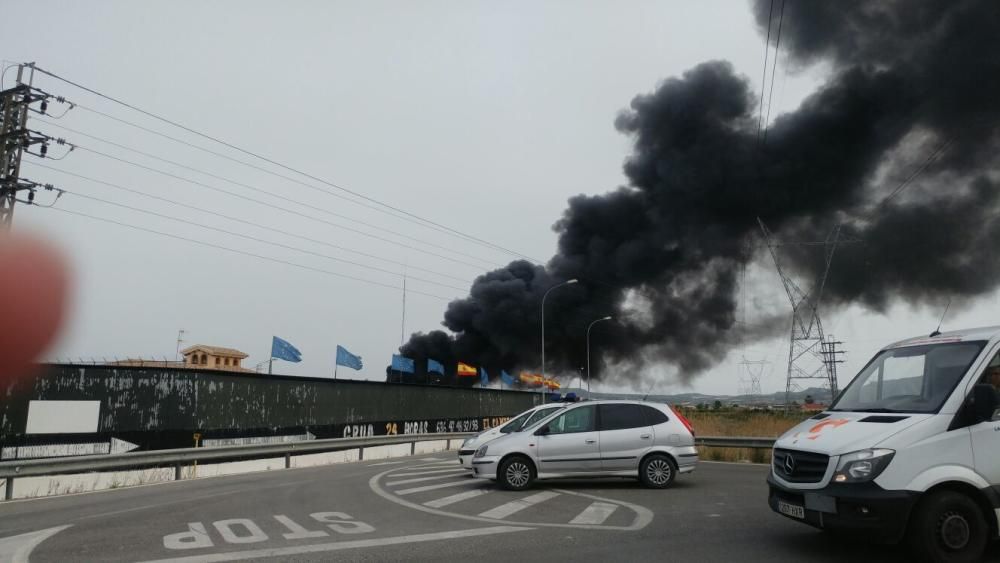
1;455;998;562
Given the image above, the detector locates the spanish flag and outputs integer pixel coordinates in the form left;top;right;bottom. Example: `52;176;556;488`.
457;362;477;377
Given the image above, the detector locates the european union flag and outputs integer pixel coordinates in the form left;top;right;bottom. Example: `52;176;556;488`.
392;354;415;374
480;367;489;387
500;370;516;387
271;336;302;362
427;358;444;374
335;345;363;370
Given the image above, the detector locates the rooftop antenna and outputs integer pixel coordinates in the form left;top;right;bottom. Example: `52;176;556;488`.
641;378;657;402
929;298;952;337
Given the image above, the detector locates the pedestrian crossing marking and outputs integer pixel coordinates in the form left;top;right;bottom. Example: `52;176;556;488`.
478;491;561;519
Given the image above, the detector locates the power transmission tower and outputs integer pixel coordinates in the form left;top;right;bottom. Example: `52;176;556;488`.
758;218;844;407
0;64;47;229
738;357;769;406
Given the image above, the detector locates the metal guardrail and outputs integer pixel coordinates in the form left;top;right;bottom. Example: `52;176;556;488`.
0;432;472;500
0;434;775;501
696;436;776;449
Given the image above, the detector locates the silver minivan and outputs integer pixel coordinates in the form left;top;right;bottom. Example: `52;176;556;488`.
471;400;698;490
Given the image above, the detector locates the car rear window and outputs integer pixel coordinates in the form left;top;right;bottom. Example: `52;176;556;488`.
641;405;669;426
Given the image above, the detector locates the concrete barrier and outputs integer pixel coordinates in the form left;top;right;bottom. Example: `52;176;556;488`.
291;449;360;468
361;444;412;460
1;438;464;500
4;467;175;500
413;440;449;455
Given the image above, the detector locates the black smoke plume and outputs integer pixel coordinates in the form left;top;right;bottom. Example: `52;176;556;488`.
401;0;1000;385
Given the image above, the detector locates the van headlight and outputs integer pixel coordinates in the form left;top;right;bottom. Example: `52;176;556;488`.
832;449;894;483
474;445;488;458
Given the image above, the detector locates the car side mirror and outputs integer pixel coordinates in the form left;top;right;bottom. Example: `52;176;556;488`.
534;425;549;436
969;384;999;423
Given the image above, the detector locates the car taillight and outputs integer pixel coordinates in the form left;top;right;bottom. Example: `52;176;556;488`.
669;405;695;437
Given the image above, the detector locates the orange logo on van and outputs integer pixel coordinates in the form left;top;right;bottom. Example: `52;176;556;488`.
805;418;849;440
790;418;850;443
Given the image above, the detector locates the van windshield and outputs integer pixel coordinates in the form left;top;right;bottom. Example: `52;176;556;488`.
831;341;986;413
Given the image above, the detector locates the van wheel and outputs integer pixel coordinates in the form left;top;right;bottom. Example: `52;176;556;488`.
639;454;676;489
497;456;535;491
906;490;987;563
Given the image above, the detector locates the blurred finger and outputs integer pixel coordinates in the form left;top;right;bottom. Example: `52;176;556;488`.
0;233;69;382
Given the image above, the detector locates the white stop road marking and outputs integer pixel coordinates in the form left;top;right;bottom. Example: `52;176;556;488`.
140;526;532;563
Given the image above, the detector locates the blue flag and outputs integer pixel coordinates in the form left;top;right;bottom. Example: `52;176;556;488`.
500;370;516;387
480;367;489;387
392;354;415;374
271;336;302;362
427;358;444;374
335;345;363;370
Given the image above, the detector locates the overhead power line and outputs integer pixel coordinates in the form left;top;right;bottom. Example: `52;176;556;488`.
50;107;510;259
32;121;500;269
762;0;786;145
41;180;468;292
31;135;496;271
27;161;465;283
862;137;954;221
756;0;776;143
26;63;541;263
41;205;454;301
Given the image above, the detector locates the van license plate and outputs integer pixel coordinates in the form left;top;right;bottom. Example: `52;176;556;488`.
778;501;805;519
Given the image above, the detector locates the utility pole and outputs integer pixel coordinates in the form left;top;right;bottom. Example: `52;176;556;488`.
1;63;47;230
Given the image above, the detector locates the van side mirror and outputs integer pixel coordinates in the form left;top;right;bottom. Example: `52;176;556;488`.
534;425;549;436
970;384;999;423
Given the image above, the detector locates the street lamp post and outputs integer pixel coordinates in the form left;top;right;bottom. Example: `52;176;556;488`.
540;279;578;403
586;316;613;396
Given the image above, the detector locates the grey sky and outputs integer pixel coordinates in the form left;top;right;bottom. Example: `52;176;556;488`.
4;1;996;396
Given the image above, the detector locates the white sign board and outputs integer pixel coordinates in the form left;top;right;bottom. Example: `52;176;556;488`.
25;400;100;434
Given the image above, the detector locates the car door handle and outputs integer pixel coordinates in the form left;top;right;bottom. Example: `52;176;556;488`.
640;434;651;439
585;439;597;444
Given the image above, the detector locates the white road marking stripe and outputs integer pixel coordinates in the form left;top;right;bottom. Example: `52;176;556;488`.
387;473;469;486
478;491;560;519
390;468;467;478
413;460;459;465
406;462;460;470
367;461;405;466
0;525;73;563
423;488;493;508
568;502;619;525
370;470;654;531
138;526;532;563
394;479;478;495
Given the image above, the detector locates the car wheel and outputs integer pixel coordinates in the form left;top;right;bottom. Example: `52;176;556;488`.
498;456;535;491
639;454;676;489
906;490;988;563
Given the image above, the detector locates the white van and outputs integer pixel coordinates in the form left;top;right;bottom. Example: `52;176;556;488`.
768;326;1000;563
